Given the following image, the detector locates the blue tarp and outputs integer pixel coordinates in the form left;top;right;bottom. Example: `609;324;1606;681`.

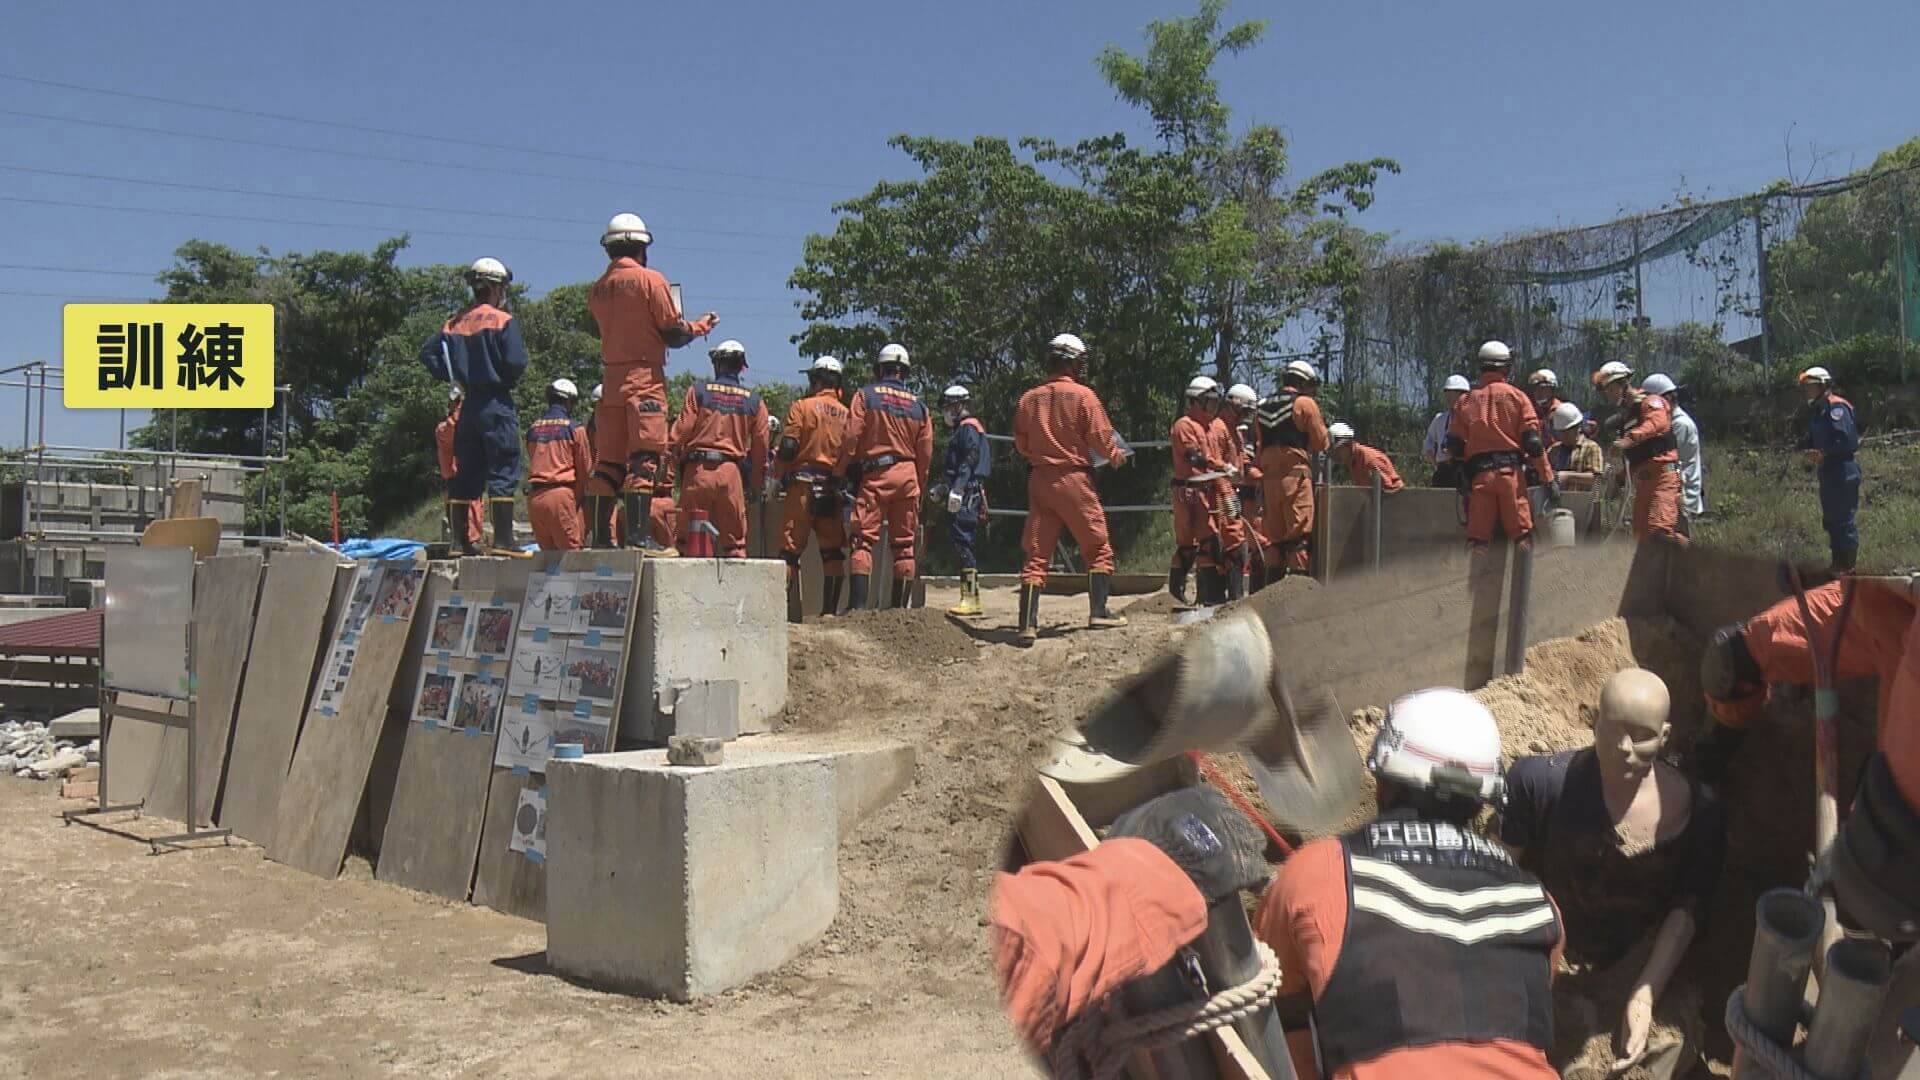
334;538;427;561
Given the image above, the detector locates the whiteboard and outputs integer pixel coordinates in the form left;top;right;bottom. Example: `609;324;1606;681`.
104;547;194;696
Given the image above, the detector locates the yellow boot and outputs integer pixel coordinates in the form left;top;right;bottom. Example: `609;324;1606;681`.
948;568;984;618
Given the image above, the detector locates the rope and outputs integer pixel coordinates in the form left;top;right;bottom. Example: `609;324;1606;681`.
1048;941;1286;1080
1723;985;1819;1080
1188;751;1294;857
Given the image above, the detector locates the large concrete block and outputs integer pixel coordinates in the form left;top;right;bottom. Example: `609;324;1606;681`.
626;558;786;743
545;748;837;1002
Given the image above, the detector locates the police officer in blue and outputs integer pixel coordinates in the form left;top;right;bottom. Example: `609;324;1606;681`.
1798;365;1861;572
930;385;990;618
420;257;529;554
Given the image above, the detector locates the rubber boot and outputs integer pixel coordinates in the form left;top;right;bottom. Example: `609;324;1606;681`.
1832;549;1858;574
1197;566;1226;606
1089;573;1128;628
1016;583;1040;644
889;578;909;610
949;569;984;618
587;494;613;549
821;575;844;617
786;575;804;624
1168;564;1190;608
1248;560;1267;594
448;499;482;556
846;574;870;613
488;498;518;554
624;492;677;556
1226;563;1246;602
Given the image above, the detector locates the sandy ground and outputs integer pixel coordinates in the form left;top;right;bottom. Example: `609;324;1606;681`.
0;582;1193;1079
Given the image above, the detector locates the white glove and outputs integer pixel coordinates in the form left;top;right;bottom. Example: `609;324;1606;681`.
947;490;963;514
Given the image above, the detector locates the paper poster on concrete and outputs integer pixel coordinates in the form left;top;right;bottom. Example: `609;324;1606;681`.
523;574;576;631
562;645;620;705
342;563;381;636
572;574;633;636
509;786;546;860
428;603;472;654
552;703;612;755
495;699;553;772
371;565;424;620
103;547;194;696
507;637;564;700
468;604;517;658
413;670;457;727
453;672;507;734
310;562;379;717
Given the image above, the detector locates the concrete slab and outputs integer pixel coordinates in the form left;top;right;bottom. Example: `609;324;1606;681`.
545;747;837;1001
657;679;740;742
47;707;99;739
625;559;786;744
751;734;916;836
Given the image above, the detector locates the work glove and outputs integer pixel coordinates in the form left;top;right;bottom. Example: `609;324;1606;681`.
947;489;964;514
1544;480;1562;508
1107;786;1270;904
689;313;719;337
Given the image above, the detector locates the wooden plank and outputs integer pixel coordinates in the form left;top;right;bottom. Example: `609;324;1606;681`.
356;564;455;859
102;693;173;806
167;478;203;519
0;685;96;712
270;563;428;878
140;516;221;558
146;554;264;826
375;558;530;901
219;550;340;844
0;659;98;685
1017;775;1098;860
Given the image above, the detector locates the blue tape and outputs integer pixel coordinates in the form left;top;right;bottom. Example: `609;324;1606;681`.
595;565;612;577
381;614;397;624
424;718;438;730
476;655;494;669
319;706;335;717
435;663;448;676
342;632;356;645
449;595;465;607
533;627;550;643
511;764;528;777
463;724;482;739
492;593;505;605
521;696;539;714
573;700;591;717
524;849;544;864
435;650;450;662
585;630;602;648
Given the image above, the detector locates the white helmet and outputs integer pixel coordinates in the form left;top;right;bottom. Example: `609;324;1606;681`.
1477;341;1513;366
709;339;747;364
448;385;464;402
1442;374;1472;393
1048;333;1088;361
601;213;652;247
1528;368;1558;389
806;356;844;376
1592;360;1634;388
1549;401;1585;432
590;383;603;405
1641;373;1677;397
1798;366;1833;385
1368;688;1504;804
1227;383;1258;408
550;378;579;400
942;385;970;405
768;415;782;435
878;343;911;370
1327;421;1356;443
1184;375;1221;399
466;257;511;285
1282;359;1320;385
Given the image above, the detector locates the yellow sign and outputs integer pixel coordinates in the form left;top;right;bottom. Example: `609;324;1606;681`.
63;304;274;409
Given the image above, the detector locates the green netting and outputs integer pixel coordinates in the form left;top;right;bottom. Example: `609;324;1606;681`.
1506;201;1757;287
1900;215;1920;343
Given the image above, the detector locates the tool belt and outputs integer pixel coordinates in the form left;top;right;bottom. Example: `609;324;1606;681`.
1465;451;1526;477
781;466;835;488
1632;460;1679;476
683;449;744;467
529;481;573;494
1621;433;1677;467
805;477;842;519
864;453;906;470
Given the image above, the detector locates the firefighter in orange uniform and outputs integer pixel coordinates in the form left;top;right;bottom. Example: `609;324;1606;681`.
1329;422;1405;492
1223;383;1264;591
1446;341;1557;553
668;340;769;559
1254;360;1330;586
1170;376;1235;606
1012;333;1133;642
435;386;483;553
776;357;851;622
523;379;593;551
838;344;933;611
1593;360;1684;545
586;212;718;552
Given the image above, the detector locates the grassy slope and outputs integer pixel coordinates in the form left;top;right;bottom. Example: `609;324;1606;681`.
1691;439;1920;571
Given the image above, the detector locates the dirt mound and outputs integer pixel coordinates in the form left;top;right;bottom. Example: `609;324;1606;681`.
1122;589;1180;616
834;606;978;665
1476;615;1705;762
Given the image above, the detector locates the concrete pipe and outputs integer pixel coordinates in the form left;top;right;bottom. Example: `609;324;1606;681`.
1744;889;1825;1048
1803;937;1891;1080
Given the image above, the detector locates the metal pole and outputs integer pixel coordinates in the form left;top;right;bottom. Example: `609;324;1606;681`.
1519;280;1532;365
1631;218;1646;324
1755;207;1772;381
1370;470;1383;573
1804;938;1892;1080
278;390;288;537
1504;539;1533;676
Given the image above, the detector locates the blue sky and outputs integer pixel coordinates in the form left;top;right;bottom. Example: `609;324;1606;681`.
3;0;1915;448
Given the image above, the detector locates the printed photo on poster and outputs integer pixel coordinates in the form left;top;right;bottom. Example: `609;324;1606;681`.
553;707;613;755
453;671;507;734
428;603;472;654
523;574;577;631
468;603;517;657
372;565;424;620
495;702;554;773
572;574;633;635
507;636;564;700
342;563;380;635
412;670;457;727
509;786;547;858
562;645;620;704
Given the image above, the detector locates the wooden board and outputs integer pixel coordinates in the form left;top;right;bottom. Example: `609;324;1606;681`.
146;554;263;826
218;550;342;844
375;558;531;901
141;516;221;559
270;563;428;878
102;694;172;806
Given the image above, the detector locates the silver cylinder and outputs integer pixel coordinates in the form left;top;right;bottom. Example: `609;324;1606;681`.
1744;889;1825;1048
1803;937;1891;1080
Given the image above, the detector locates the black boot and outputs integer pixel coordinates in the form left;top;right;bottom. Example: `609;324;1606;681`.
1016;583;1039;644
1196;567;1225;606
449;499;482;556
1248;560;1268;594
1089;573;1128;628
489;498;517;552
1168;564;1190;607
624;492;675;555
1226;563;1246;601
786;576;804;624
846;574;870;612
1832;549;1858;573
587;494;613;549
821;575;844;617
889;578;908;609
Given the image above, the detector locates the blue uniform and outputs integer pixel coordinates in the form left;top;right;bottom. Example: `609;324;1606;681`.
942;416;990;570
1803;392;1861;561
419;304;528;499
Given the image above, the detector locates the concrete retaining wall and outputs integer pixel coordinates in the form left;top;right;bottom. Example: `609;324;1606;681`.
623;559;788;745
1316;485;1597;583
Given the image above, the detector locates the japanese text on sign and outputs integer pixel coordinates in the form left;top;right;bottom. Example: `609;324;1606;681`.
63;304;274;409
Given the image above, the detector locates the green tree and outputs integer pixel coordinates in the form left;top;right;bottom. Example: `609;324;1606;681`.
1766;138;1920;357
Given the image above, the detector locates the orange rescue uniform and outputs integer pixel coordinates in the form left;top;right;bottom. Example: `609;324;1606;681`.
1258;392;1329;572
838;379;933;579
668;375;769;559
1615;391;1685;544
1449;372;1554;548
777;388;851;577
586;256;710;497
524;404;593;551
1210;416;1248;561
1014;374;1124;585
1344;443;1405;493
435;405;482;546
1171;412;1231;568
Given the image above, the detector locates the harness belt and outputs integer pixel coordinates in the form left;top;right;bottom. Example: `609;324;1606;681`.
530;481;574;493
781;467;836;488
1632;460;1680;475
1621;432;1678;467
1465;450;1526;476
684;449;744;466
865;453;906;469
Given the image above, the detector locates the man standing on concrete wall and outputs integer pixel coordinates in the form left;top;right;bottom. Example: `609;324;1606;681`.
524;379;593;551
1423;374;1471;490
840;344;933;612
931;385;990;619
776;357;851;621
419;257;527;554
1447;341;1556;554
669;340;769;560
1797;366;1861;572
435;386;483;553
1254;360;1329;587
